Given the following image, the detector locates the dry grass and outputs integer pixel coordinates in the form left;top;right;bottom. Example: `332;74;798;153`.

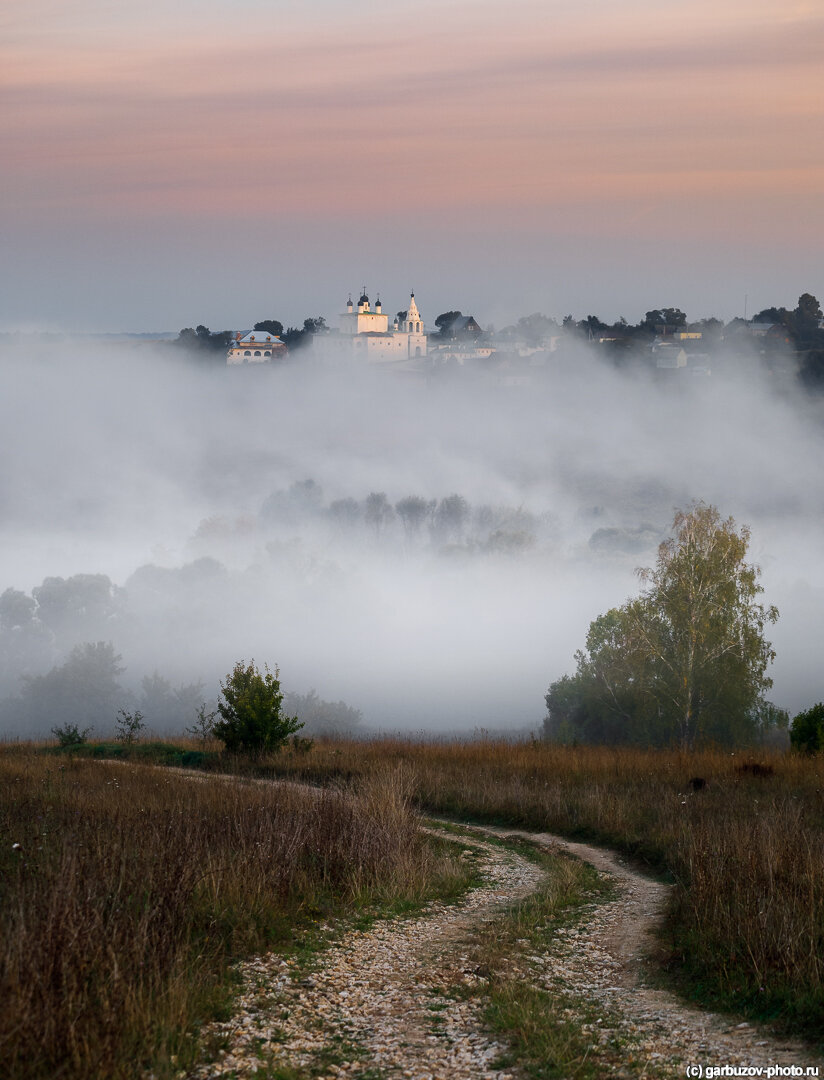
261;737;824;1039
0;747;468;1080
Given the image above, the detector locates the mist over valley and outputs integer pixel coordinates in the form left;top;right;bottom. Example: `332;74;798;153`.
2;335;822;737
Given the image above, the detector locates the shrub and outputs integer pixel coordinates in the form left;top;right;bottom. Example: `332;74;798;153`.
50;723;92;748
789;702;824;754
185;703;217;743
213;661;302;753
114;708;145;745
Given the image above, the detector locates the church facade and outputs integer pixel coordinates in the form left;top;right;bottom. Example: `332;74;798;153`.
335;291;427;362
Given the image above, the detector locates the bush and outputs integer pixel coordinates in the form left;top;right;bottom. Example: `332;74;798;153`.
213;661;302;753
185;703;217;743
789;702;824;753
50;723;92;748
114;709;145;745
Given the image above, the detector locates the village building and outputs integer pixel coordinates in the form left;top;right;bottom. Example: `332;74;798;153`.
227;329;287;364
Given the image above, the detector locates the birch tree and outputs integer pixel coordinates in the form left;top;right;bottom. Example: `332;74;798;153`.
545;504;779;747
632;503;778;748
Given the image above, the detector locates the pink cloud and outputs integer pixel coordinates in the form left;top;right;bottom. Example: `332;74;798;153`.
2;3;822;246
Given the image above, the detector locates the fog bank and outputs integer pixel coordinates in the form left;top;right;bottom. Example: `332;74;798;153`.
1;340;822;736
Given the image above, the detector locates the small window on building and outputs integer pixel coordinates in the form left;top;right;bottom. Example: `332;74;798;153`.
244;350;251;356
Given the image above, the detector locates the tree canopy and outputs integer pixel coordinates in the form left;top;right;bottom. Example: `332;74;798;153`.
213;660;302;753
253;319;284;337
545;504;779;748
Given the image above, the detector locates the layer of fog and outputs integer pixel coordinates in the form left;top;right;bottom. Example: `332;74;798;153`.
1;339;822;737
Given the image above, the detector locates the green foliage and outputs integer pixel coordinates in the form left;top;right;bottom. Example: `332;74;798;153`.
46;740;214;767
545;504;779;748
51;722;92;747
174;325;233;359
641;307;687;332
789;702;824;754
253;319;284;337
435;310;462;334
115;708;145;745
213;661;302;753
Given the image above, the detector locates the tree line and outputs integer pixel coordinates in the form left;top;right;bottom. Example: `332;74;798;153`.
168;292;824;386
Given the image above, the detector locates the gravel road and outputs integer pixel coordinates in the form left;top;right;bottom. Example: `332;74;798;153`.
185;820;823;1080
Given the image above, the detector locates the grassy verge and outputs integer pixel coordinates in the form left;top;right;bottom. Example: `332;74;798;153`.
250;737;824;1044
0;747;474;1080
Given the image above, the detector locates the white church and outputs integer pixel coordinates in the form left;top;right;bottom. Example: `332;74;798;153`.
319;290;428;363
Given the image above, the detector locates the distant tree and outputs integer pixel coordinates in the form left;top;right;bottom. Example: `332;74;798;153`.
752;306;789;326
138;672;206;729
280;326;306;348
0;588;35;631
795;293;822;326
0;588;54;693
789;702;824;754
15;642;125;735
253;319;284;337
278;318;326;350
792;293;824;350
516;313;558;347
282;689;363;737
32;574;122;643
261;479;324;526
641;308;687;333
562;315;576;330
661;307;687;328
435;311;463;337
364;492;394;537
688;317;724;338
434;494;469;543
799;348;824;388
395;495;434;539
580;314;607;335
483;529;536;555
213;661;302;754
303;316;327;334
327;497;361;529
174;325;232;357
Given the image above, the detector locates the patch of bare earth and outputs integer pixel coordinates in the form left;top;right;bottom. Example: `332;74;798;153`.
185;823;823;1080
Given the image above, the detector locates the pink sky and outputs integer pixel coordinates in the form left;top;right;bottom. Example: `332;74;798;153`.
2;0;823;330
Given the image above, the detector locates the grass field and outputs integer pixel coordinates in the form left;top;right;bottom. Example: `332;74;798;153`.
0;747;471;1080
256;737;824;1042
3;736;822;1079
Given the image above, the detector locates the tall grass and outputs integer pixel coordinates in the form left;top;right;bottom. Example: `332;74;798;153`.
261;738;824;1040
0;747;467;1080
